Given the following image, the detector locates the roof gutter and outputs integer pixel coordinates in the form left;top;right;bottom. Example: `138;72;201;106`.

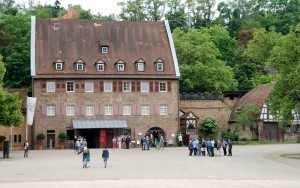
30;15;36;77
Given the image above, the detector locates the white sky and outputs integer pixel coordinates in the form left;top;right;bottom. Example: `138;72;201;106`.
16;0;123;15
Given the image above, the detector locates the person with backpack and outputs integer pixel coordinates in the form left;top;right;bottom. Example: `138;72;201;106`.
24;141;29;158
78;146;90;168
102;146;109;168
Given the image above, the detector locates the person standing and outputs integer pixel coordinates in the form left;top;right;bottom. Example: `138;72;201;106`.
228;139;233;156
102;146;109;168
78;146;89;168
24;141;29;158
192;138;199;156
216;139;222;156
178;134;183;147
206;138;212;157
222;139;228;156
188;140;193;156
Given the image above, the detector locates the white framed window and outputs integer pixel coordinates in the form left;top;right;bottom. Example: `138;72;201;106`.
86;105;94;116
141;105;149;115
66;105;75;116
85;81;94;92
55;63;63;71
47;106;55;116
157;62;164;71
159;105;168;115
123;81;131;92
141;82;149;92
123;105;131;115
77;63;84;71
66;81;75;92
104;82;112;92
101;47;108;54
105;105;113;115
47;81;55;92
117;64;125;71
137;63;144;71
159;82;167;92
97;64;105;72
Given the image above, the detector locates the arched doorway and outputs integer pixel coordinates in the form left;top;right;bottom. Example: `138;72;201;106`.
146;127;165;146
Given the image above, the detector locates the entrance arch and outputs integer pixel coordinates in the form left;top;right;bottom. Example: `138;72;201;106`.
147;127;166;143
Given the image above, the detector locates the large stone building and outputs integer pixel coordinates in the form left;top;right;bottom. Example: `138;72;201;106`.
30;15;180;149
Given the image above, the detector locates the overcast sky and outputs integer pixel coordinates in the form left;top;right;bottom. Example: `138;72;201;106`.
16;0;123;15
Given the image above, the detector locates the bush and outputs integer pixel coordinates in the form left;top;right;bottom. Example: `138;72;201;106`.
58;132;67;139
221;132;239;141
36;133;45;140
0;135;6;142
240;137;247;141
200;116;219;135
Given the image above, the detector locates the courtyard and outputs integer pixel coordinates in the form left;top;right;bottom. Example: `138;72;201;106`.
0;144;299;188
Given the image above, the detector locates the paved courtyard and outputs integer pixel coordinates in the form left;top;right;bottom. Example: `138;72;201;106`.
0;144;300;188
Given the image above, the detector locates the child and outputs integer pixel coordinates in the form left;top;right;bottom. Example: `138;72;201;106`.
102;146;109;168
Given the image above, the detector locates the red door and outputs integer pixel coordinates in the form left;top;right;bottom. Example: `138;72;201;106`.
100;129;106;147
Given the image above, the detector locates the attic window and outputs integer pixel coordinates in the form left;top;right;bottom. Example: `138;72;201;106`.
154;58;164;72
95;60;106;72
101;47;108;54
74;59;85;71
115;60;126;72
53;58;64;71
135;58;145;72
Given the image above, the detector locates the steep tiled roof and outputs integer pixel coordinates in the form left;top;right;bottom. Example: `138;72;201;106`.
228;83;275;122
34;18;177;79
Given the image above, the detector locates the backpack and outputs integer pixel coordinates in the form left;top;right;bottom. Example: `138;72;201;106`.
83;146;88;154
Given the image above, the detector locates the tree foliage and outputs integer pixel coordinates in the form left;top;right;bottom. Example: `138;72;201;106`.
200;116;219;135
235;103;261;131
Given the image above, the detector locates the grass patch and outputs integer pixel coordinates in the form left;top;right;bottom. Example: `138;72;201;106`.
281;153;300;159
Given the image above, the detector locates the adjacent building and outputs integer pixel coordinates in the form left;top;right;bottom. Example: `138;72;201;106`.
30;15;180;149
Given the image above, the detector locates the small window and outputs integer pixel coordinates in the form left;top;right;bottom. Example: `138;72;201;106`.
117;64;125;72
14;135;17;143
157;62;164;71
105;105;113;115
97;64;105;72
159;105;167;115
55;63;63;71
137;63;144;71
85;81;94;92
66;81;74;92
123;105;131;115
66;105;75;116
47;105;55;116
159;82;167;92
77;64;84;71
104;82;112;92
47;81;55;92
86;105;94;116
102;47;108;54
141;82;149;92
18;135;21;143
141;105;149;115
123;81;131;92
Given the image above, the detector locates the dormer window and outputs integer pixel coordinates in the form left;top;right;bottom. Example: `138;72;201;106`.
154;58;164;72
74;59;85;71
100;40;109;54
115;60;126;72
135;58;145;72
53;58;64;71
95;60;106;72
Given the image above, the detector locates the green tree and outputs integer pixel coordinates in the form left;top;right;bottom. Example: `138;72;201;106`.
145;0;165;21
200;116;219;135
118;0;147;21
235;103;261;137
164;0;188;31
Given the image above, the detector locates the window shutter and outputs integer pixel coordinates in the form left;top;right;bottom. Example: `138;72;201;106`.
100;105;104;115
41;81;46;92
81;82;85;93
94;81;99;93
150;82;153;92
132;81;136;92
61;105;66;116
56;82;60;93
76;81;80;93
155;82;159;92
113;81;117;92
100;81;104;92
118;81;122;92
75;106;81;116
167;82;171;92
136;81;140;92
61;81;65;92
55;105;61;116
81;105;86;115
42;105;47;116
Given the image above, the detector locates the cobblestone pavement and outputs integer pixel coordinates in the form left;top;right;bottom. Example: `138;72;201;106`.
0;144;299;188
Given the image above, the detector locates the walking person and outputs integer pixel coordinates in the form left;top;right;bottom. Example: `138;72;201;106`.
24;141;29;158
78;146;89;168
228;139;233;156
178;134;183;147
216;139;222;156
206;138;212;157
192;138;199;156
188;140;193;156
222;139;228;156
102;146;109;168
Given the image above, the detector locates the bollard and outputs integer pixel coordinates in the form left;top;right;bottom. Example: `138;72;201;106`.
3;141;9;158
49;139;52;150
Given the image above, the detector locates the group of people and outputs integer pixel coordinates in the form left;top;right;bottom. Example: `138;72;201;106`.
112;135;131;149
140;134;165;150
188;138;232;157
74;136;110;168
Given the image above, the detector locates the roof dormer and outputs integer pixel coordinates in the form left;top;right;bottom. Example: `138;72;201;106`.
154;58;164;72
100;40;109;54
115;59;126;72
53;58;65;71
94;59;106;72
134;58;145;72
74;58;85;71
